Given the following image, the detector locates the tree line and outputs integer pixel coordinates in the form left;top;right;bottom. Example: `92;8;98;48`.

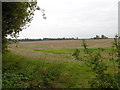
12;35;109;42
13;37;78;42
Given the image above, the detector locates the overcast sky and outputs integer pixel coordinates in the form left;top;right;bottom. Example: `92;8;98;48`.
18;0;119;39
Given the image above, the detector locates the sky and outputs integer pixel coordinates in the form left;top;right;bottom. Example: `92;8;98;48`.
18;0;119;39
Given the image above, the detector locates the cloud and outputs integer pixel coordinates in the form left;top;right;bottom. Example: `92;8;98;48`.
19;0;119;39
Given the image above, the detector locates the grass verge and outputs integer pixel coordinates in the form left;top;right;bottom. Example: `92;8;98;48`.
3;53;94;88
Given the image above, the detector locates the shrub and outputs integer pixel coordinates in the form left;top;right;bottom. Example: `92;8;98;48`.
72;36;120;89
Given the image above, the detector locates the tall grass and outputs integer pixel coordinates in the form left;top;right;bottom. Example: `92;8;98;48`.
3;53;94;88
3;53;63;88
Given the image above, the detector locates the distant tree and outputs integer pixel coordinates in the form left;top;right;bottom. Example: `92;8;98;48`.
93;35;108;39
96;35;100;39
2;1;44;53
101;35;108;39
63;37;65;40
93;35;100;39
76;37;78;40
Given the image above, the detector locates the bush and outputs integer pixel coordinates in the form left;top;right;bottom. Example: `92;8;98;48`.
72;36;120;89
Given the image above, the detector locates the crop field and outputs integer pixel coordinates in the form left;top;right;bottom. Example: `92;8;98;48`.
3;39;118;88
9;39;114;61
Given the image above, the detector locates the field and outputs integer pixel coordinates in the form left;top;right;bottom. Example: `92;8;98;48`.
3;39;118;88
9;39;113;61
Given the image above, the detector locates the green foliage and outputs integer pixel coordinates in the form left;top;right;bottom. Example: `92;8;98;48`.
3;73;29;88
72;36;120;88
72;49;80;60
2;1;41;53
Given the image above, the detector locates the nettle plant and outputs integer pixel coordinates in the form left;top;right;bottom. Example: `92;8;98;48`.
72;35;120;88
